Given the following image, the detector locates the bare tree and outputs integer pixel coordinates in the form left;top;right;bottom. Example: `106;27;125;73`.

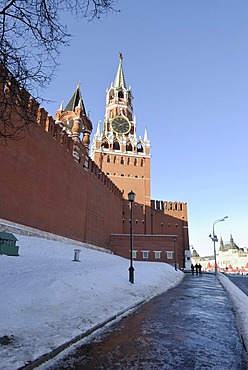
0;0;118;141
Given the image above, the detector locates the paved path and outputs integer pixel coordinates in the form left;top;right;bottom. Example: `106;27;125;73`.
227;275;248;296
47;273;246;370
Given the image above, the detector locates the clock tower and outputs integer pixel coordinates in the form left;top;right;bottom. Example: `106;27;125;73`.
91;54;151;205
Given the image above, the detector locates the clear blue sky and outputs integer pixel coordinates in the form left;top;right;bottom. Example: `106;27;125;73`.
43;0;248;256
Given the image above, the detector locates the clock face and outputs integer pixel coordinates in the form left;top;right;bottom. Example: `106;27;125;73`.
111;116;131;134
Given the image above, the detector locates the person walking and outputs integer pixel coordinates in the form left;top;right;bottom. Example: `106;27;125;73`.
191;264;195;274
195;263;199;275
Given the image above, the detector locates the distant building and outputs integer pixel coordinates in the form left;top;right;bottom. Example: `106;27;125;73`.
218;235;248;272
191;235;248;274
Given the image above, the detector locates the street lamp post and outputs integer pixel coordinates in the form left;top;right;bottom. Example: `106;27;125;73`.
173;236;177;270
209;216;228;275
128;190;136;284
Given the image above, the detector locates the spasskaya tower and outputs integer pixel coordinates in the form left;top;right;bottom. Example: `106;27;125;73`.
91;53;151;206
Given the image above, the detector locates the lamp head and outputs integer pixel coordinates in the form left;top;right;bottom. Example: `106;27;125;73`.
128;190;136;202
220;216;228;222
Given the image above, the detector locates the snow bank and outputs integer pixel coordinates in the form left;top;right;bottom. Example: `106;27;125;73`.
0;234;183;370
219;273;248;354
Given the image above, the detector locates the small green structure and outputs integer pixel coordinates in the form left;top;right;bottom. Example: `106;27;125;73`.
0;232;19;256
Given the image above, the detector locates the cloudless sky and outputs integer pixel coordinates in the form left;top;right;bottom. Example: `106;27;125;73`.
43;0;248;256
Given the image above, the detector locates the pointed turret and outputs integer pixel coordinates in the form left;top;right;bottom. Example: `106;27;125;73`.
64;83;86;114
230;233;236;249
96;120;101;136
219;236;224;252
144;127;149;143
55;83;92;154
113;53;127;89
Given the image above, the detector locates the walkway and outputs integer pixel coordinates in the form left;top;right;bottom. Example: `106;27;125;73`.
46;273;246;370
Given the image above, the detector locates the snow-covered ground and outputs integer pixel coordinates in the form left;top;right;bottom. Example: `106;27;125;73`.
1;232;248;370
0;233;184;370
218;273;248;355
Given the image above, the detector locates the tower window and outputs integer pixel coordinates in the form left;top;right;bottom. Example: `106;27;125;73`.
134;158;137;166
121;174;124;177
126;143;132;152
107;156;110;163
137;143;143;152
120;157;124;164
102;140;109;149
113;141;120;150
109;89;114;100
118;91;124;99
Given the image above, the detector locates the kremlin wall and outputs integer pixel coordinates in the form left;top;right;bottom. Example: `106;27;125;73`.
0;57;190;268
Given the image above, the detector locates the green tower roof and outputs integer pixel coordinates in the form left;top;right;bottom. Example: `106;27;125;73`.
64;83;86;114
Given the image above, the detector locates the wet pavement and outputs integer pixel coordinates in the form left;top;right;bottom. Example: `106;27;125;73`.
46;273;246;370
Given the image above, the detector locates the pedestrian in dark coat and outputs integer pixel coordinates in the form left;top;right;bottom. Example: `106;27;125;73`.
195;263;199;275
198;263;202;274
191;264;194;274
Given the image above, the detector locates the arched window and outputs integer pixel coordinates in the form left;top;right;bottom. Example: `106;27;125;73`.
134;158;137;166
126;142;132;152
113;156;117;164
102;140;109;149
141;159;144;167
127;157;130;165
109;89;114;100
113;141;120;150
120;157;124;164
118;90;124;99
137;142;143;152
107;156;110;163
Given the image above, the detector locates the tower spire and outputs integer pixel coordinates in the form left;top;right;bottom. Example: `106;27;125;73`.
144;127;149;142
64;83;86;114
113;52;127;89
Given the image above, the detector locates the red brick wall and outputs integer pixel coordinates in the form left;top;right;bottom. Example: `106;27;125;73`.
111;234;183;266
0;113;123;248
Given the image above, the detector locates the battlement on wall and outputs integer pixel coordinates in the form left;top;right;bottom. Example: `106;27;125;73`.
36;106;123;199
1;78;123;200
151;199;187;213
